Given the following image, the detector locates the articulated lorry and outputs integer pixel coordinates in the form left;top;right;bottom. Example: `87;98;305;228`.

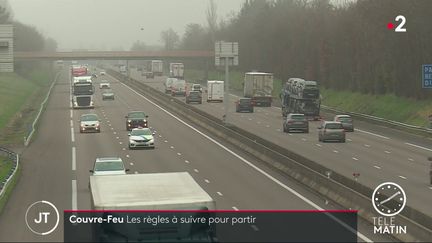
280;78;321;120
169;63;184;79
243;72;274;107
72;80;95;109
89;172;217;242
151;60;163;76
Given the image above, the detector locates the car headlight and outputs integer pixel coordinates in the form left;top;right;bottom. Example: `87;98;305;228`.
129;140;136;144
149;139;154;143
127;120;131;123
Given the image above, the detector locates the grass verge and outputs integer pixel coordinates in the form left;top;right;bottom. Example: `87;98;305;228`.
0;157;20;214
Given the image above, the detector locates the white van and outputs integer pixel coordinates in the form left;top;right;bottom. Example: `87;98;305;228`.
165;77;177;93
207;80;224;102
171;79;186;96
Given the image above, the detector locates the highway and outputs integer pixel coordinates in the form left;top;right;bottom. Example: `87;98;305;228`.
130;69;432;217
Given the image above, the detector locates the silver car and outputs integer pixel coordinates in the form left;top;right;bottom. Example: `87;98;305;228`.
89;157;129;176
79;113;100;133
318;121;346;142
334;115;354;132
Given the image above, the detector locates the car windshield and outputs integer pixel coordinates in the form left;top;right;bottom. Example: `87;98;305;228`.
291;115;305;120
81;114;98;121
103;89;113;94
338;117;352;123
128;112;146;119
326;123;343;129
131;129;152;136
239;99;251;104
94;161;124;171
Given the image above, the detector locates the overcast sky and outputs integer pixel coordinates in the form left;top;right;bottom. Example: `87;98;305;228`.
8;0;244;51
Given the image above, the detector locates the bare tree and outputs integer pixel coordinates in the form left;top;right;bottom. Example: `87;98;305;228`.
160;28;179;50
206;0;218;43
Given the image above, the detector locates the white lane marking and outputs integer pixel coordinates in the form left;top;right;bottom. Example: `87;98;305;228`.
111;127;114;130
72;147;76;171
185;160;190;164
384;150;391;154
352;157;359;161
120;80;372;243
170;146;174;149
429;187;432;190
164;140;168;143
126;155;130;158
116;136;119;139
288;133;293;136
364;144;371;148
107;120;110;123
405;142;432;152
194;169;199;173
122;148;126;151
347;139;352;142
373;165;381;169
108;124;112;127
248;118;252;121
276;129;281;132
134;171;138;174
316;144;322;147
70;110;73;118
70;120;73;127
232;206;239;211
217;192;223;196
257;121;261;124
266;125;270;128
158;135;162;138
119;142;123;145
113;132;117;135
301;138;306;141
265;113;269;115
177;152;181;156
130;162;134;166
70;127;75;142
204;179;210;183
72;180;77;210
333;150;339;153
272;106;281;110
356;129;389;139
399;175;407;180
408;158;414;162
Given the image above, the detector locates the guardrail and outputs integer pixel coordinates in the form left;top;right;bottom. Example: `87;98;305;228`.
0;147;19;199
109;70;432;242
24;71;61;146
321;105;432;136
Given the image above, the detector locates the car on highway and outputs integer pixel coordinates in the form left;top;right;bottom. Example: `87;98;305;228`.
102;89;115;100
171;79;187;96
318;121;346;142
99;82;110;89
191;83;203;93
186;91;202;104
334;114;354;132
79;113;100;133
235;98;254;113
128;127;156;149
89;157;129;176
283;113;309;133
91;73;98;78
100;70;106;76
125;111;148;131
165;77;177;93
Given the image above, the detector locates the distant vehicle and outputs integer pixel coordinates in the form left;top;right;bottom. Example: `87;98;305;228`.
89;157;128;176
79;113;100;133
207;80;224;102
71;66;88;77
169;63;184;79
99;70;106;76
128;127;156;149
235;98;254;113
88;172;217;242
73;82;94;95
102;89;114;100
191;83;203;92
151;60;163;76
281;78;321;120
73;95;94;109
125;111;148;131
318;121;346;142
99;82;110;89
119;65;127;75
171;79;186;96
334;115;354;132
91;74;98;78
186;91;202;104
73;76;93;84
244;72;274;107
165;78;177;93
283;113;309;133
142;71;154;79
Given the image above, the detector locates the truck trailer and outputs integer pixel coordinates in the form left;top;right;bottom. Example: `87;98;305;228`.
89;172;217;242
151;60;163;76
207;80;224;102
169;63;184;79
243;72;274;107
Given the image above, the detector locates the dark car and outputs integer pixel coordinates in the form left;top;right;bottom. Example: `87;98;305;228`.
334;115;354;132
186;91;202;104
235;98;254;113
283;113;309;133
125;111;148;131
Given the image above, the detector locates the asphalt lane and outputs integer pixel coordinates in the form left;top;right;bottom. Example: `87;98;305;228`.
137;71;432;216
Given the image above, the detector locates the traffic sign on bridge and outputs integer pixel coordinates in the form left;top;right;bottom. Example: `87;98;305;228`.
422;64;432;88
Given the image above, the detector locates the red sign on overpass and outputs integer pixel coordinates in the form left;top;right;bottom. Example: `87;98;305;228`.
14;50;214;60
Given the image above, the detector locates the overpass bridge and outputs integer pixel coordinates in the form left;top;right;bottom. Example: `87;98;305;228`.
14;50;214;61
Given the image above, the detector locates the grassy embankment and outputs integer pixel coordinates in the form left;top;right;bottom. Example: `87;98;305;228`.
185;69;432;127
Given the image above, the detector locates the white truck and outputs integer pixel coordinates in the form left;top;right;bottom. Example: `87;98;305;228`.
169;63;184;79
151;60;163;76
170;79;186;96
206;80;224;102
89;172;217;242
244;72;274;107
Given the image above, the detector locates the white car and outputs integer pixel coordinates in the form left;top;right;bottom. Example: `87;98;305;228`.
128;127;155;149
100;82;110;89
89;157;129;176
79;113;100;133
100;71;106;76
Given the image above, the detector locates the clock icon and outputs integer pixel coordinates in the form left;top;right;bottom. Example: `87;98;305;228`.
372;182;406;217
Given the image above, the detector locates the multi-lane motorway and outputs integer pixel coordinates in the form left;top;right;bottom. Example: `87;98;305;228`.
0;68;400;242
